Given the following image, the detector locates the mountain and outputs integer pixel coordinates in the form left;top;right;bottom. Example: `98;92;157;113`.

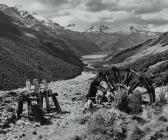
0;4;100;55
0;4;101;90
106;32;168;85
0;10;86;90
84;25;160;53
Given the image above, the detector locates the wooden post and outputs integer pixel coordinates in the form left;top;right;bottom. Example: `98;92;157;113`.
17;96;24;119
26;80;31;115
26;80;31;94
52;94;62;113
33;79;43;108
42;79;50;113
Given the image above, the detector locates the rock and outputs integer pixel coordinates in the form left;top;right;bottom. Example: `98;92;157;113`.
33;123;40;128
70;135;82;140
16;120;24;126
0;114;16;129
71;97;77;101
75;93;81;95
22;133;26;137
7;92;17;97
7;107;14;112
0;129;7;134
78;117;88;125
24;121;31;126
3;99;12;104
38;135;43;139
158;116;168;122
32;130;37;135
14;136;18;138
132;115;147;124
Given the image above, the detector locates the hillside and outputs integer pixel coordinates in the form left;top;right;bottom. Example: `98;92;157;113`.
106;32;168;85
0;4;104;90
84;25;159;53
0;4;101;56
0;10;87;90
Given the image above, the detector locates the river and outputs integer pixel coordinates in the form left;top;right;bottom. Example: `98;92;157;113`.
81;52;108;69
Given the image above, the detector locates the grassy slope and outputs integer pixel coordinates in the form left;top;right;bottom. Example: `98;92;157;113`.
0;11;84;90
107;32;168;85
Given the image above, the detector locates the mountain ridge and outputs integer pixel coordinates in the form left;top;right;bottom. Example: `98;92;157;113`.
83;25;160;52
105;32;168;85
0;6;99;90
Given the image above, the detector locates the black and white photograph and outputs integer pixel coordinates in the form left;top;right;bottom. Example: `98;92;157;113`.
0;0;168;139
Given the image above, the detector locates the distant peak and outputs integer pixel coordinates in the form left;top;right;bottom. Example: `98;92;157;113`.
0;4;8;11
129;25;139;33
85;25;109;33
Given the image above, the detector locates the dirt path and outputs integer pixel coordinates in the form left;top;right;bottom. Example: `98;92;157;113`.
0;72;96;140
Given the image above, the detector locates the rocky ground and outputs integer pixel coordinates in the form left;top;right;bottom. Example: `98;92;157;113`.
0;71;168;140
0;72;95;140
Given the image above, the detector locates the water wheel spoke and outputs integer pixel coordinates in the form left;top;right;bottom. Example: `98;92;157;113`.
128;81;140;94
104;74;115;90
114;69;121;83
123;71;133;87
101;67;156;107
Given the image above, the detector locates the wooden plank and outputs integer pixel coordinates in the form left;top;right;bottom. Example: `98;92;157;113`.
17;97;24;119
27;98;32;116
48;92;58;97
26;80;31;94
27;97;38;101
42;79;50;113
52;95;62;113
26;80;31;115
33;79;43;108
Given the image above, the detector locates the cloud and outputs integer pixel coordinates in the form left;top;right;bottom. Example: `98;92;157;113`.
85;0;168;14
85;0;118;12
1;0;168;32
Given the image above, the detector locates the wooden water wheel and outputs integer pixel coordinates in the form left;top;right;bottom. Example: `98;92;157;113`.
102;67;155;106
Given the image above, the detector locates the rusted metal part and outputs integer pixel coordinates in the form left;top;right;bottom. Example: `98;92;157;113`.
100;67;156;105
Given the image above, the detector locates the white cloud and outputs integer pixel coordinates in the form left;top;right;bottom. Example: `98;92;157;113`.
1;0;168;32
0;0;19;6
141;9;168;20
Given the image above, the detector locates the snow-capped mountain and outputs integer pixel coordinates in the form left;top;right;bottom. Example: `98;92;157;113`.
84;25;160;52
85;25;109;33
14;5;62;30
0;4;62;30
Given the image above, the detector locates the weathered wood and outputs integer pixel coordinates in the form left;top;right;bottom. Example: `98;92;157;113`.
17;97;24;119
26;80;31;94
27;97;38;101
33;79;43;108
48;92;58;97
52;95;62;113
31;105;44;124
26;80;32;115
17;79;62;120
27;98;32;116
42;79;50;112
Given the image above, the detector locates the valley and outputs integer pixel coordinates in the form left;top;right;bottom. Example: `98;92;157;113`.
82;52;109;70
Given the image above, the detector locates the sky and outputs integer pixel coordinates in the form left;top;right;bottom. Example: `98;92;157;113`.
1;0;168;32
